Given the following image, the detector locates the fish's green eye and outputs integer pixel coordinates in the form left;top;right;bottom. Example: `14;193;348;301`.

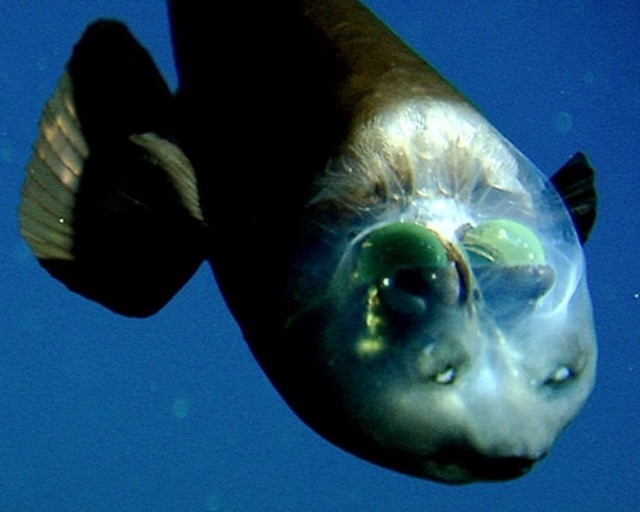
462;219;545;267
356;223;448;285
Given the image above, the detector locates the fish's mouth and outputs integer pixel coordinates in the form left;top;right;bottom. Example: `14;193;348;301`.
418;449;540;484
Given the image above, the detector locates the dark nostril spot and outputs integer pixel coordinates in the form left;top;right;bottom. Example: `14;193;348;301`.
543;365;575;389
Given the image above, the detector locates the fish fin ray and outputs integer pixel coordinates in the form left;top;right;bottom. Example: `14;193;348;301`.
19;20;205;317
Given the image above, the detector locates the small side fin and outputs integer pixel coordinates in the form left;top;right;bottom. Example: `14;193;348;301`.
19;21;205;317
550;152;597;245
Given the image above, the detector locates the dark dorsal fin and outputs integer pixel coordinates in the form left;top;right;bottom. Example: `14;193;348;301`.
19;21;205;317
550;152;597;245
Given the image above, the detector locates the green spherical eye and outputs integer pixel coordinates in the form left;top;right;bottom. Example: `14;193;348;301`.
356;223;449;285
462;219;545;266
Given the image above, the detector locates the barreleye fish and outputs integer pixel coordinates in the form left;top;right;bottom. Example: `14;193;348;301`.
19;0;597;483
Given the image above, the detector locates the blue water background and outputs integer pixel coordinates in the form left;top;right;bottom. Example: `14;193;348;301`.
1;1;638;510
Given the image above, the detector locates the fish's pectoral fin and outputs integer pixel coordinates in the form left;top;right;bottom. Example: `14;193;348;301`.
19;20;205;317
550;151;597;244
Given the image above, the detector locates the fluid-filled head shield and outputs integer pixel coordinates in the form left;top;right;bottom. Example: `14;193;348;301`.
275;101;596;483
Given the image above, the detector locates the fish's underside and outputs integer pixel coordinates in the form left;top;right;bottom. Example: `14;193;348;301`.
19;0;597;483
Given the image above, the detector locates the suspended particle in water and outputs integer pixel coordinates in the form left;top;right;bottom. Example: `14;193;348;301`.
171;397;191;419
554;111;573;133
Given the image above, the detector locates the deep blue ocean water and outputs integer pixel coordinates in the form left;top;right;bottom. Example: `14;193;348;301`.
1;1;638;510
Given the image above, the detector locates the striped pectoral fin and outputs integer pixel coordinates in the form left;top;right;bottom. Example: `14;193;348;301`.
19;21;205;317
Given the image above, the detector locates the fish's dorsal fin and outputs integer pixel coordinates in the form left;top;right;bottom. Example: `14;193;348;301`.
19;21;205;317
550;152;597;244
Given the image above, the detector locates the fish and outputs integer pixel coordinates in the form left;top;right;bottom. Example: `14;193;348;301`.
19;0;597;483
